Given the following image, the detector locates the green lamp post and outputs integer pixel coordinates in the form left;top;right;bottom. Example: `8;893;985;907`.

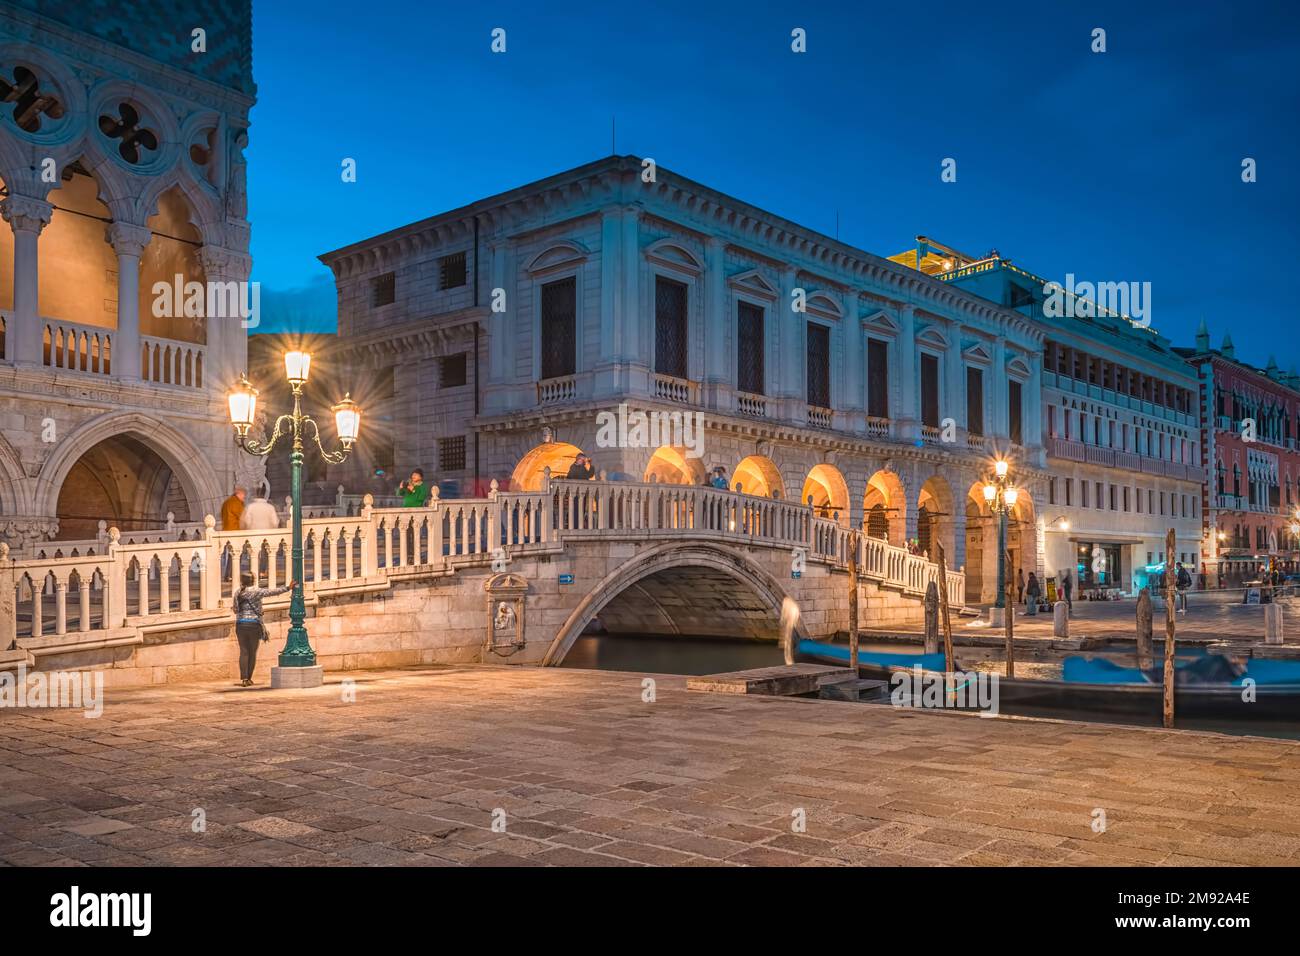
981;458;1019;611
227;349;361;674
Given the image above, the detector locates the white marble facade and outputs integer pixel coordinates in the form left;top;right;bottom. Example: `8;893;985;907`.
320;156;1048;603
0;2;255;550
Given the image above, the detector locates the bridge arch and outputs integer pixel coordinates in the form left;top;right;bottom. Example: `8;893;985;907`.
541;541;807;665
731;454;784;499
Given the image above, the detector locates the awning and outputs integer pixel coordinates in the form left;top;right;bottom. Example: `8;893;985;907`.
1066;535;1146;546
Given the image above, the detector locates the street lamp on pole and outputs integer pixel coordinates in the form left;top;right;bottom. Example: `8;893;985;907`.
982;458;1019;612
227;350;361;684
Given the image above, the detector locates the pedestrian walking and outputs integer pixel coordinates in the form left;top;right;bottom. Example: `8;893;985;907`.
232;572;294;686
240;494;280;530
1061;569;1073;614
219;486;247;579
1025;572;1042;615
220;486;247;531
397;468;432;507
1016;567;1025;605
1175;561;1192;613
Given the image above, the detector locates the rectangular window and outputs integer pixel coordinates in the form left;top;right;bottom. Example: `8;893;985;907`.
1082;481;1089;508
439;435;466;472
1048;477;1057;505
372;272;395;307
966;367;984;436
439;353;467;388
540;276;577;380
1123;487;1130;512
438;251;467;290
807;322;831;408
654;276;689;379
1148;489;1154;513
1109;485;1117;511
1065;478;1073;506
1136;487;1143;513
736;301;765;394
1009;380;1024;444
920;353;940;427
1095;482;1103;508
867;339;889;418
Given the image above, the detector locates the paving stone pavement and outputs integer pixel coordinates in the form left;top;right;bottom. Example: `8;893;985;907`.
1;665;1298;867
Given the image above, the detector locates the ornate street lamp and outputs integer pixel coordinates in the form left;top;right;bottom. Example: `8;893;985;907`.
228;352;361;681
982;458;1019;611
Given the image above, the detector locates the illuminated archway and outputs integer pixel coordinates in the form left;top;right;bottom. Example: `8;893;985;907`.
510;441;585;492
39;161;119;332
732;455;784;499
801;463;849;524
1007;487;1037;585
916;475;955;560
964;481;994;604
863;469;905;544
644;446;706;485
142;186;206;344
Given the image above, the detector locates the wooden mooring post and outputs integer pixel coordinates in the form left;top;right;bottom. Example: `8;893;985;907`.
847;530;859;673
1004;548;1015;678
936;542;955;673
1163;527;1177;728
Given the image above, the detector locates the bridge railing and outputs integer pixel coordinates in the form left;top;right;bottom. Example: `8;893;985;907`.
2;478;964;644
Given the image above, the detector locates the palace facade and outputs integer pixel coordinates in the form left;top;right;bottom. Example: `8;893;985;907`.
892;238;1203;595
1177;326;1300;582
310;156;1048;606
0;1;256;551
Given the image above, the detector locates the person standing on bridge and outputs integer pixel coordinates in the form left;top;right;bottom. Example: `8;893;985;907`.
710;466;729;490
232;571;294;687
566;453;596;480
397;468;432;507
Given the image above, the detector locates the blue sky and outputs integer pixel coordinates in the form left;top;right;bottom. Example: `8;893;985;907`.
248;0;1300;369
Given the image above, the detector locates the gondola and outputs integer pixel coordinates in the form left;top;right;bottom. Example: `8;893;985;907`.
794;640;1300;722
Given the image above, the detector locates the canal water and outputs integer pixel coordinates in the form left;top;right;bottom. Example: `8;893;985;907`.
561;632;1300;741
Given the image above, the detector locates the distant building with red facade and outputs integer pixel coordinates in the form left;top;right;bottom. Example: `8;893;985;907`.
1177;323;1300;582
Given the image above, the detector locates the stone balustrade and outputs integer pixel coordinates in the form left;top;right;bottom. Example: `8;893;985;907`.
1;478;965;647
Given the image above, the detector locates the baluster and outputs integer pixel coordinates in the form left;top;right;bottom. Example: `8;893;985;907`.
158;558;170;614
30;577;43;637
327;532;337;580
54;580;67;635
79;574;92;630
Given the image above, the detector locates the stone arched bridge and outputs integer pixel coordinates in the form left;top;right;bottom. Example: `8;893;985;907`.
1;479;966;686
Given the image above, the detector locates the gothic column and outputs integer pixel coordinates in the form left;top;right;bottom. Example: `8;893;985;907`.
197;245;251;391
1;194;53;366
107;223;152;380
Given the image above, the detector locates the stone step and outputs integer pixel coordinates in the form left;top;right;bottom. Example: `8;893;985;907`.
818;678;890;702
686;663;853;697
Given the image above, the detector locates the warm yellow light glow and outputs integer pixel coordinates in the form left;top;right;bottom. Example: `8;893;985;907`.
994;459;1009;478
332;393;361;447
1291;523;1299;535
1058;519;1070;531
1004;487;1019;507
227;377;258;430
284;349;312;385
1217;530;1227;541
983;483;997;502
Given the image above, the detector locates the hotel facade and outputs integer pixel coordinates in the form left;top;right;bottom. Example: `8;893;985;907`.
310;156;1049;606
1177;327;1300;583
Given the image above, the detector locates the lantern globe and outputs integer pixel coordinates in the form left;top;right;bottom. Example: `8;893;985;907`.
284;349;312;386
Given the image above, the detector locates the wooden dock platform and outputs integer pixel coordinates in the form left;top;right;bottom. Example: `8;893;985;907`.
686;663;854;697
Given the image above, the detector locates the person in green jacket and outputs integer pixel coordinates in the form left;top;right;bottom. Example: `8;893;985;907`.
397;468;432;506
